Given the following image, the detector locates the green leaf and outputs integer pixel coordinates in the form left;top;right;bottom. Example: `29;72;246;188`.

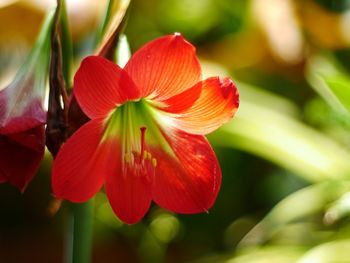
321;74;350;113
23;10;55;90
230;246;305;263
59;0;74;88
192;246;305;263
306;54;350;116
239;180;350;246
297;240;350;263
324;192;350;225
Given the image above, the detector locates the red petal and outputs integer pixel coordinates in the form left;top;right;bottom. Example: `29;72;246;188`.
151;129;221;213
52;119;118;202
104;139;152;224
105;163;152;224
156;81;202;113
74;56;140;119
173;77;239;135
0;125;45;191
124;34;201;99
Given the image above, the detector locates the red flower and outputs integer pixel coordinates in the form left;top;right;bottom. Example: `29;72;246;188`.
0;13;53;191
52;34;239;224
0;70;46;191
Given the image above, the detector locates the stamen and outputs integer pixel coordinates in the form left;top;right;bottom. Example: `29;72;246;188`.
122;125;157;180
130;152;135;165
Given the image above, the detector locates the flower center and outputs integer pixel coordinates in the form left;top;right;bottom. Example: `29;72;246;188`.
123;126;157;168
104;101;159;178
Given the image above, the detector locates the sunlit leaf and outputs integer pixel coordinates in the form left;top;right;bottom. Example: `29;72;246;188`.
229;246;305;263
239;180;350;246
324;192;350;225
297;240;350;263
322;74;350;112
306;54;350;115
192;246;305;263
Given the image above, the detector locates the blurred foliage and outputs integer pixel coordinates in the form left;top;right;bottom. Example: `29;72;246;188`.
3;0;350;262
315;0;350;13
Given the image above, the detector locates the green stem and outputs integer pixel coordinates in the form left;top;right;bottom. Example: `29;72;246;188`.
59;0;73;88
65;200;94;263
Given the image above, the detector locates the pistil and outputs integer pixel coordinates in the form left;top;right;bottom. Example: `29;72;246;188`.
140;126;146;158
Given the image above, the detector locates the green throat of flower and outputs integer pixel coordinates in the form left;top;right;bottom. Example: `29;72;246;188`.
102;100;172;176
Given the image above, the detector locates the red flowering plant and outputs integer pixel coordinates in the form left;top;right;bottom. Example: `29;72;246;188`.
0;13;54;190
52;33;239;224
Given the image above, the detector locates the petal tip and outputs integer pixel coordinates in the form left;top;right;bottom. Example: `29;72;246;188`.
219;77;239;107
171;32;193;47
120;216;143;225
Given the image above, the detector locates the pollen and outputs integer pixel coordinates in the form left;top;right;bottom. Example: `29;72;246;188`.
152;158;157;168
142;151;148;160
141;150;153;161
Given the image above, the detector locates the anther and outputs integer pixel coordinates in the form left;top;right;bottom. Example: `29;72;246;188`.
152;158;157;168
124;153;130;163
142;150;148;160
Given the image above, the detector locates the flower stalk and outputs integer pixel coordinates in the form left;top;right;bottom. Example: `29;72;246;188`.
65;201;94;263
44;1;93;262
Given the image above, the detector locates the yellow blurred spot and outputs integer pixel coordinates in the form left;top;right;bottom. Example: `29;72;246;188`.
142;150;148;160
297;0;348;48
252;0;304;64
0;3;44;44
199;31;267;70
149;213;180;243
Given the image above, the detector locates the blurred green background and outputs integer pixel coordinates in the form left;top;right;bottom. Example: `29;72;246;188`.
2;0;350;262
